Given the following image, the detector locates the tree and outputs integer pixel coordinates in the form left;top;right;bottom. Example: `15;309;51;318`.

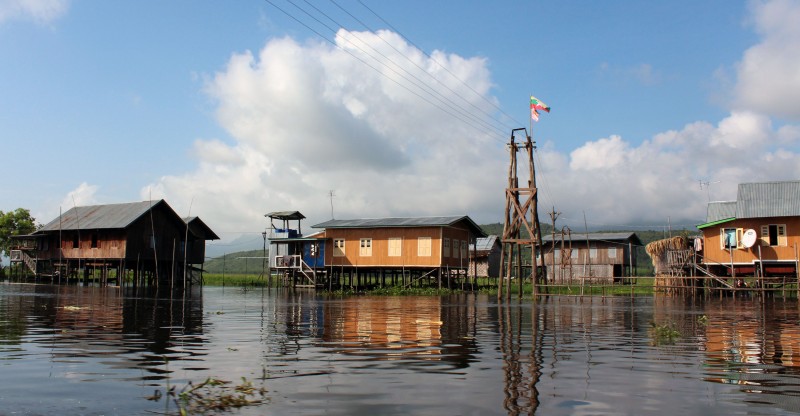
0;208;37;256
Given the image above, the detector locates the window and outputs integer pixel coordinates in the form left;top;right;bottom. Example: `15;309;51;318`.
761;224;787;247
72;234;79;249
333;239;345;257
443;238;450;258
91;233;99;249
418;237;432;256
452;239;460;259
461;241;468;258
590;245;597;258
388;238;402;257
721;228;737;249
571;248;578;259
359;238;372;256
608;247;617;258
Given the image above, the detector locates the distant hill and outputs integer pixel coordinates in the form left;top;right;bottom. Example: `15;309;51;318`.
203;249;268;274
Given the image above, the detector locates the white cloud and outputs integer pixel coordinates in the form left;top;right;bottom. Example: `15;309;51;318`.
147;1;800;243
148;30;503;238
59;182;98;211
734;0;800;120
536;111;800;228
0;0;68;24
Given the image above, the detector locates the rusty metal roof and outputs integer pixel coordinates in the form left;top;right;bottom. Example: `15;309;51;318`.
313;216;487;237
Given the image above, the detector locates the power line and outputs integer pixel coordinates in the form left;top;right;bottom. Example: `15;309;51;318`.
264;0;513;143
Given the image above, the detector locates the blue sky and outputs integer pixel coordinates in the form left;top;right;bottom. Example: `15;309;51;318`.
2;0;799;251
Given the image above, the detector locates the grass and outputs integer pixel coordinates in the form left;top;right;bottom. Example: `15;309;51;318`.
199;273;659;297
202;273;272;287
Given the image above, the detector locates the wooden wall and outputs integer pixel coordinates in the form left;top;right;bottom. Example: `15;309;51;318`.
542;240;633;267
323;225;472;268
701;216;800;265
38;229;127;261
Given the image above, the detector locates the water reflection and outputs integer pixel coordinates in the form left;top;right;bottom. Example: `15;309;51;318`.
4;283;800;415
270;293;483;370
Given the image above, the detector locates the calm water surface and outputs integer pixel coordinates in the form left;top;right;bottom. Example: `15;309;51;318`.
2;282;800;415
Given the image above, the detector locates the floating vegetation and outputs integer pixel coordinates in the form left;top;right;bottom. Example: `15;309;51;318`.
152;376;268;415
697;315;709;325
650;321;681;346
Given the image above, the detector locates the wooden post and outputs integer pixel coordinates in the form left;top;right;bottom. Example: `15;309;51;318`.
500;128;544;300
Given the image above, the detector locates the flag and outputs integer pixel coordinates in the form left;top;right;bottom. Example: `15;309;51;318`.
530;95;550;113
531;108;540;122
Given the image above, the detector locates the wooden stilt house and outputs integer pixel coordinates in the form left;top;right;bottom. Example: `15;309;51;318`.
697;180;800;279
11;200;218;286
312;215;487;288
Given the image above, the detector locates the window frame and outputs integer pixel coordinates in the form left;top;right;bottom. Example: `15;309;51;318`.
388;237;402;257
333;238;346;257
418;237;432;257
359;238;372;257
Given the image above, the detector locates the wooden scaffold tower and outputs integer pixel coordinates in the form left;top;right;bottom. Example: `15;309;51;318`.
499;127;545;299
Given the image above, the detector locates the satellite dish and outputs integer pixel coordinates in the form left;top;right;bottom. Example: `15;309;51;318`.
742;229;757;248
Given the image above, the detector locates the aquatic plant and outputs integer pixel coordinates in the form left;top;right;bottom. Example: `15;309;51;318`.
156;376;268;415
649;321;681;345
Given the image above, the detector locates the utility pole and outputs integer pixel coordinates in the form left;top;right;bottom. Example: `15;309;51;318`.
549;207;561;284
329;190;336;219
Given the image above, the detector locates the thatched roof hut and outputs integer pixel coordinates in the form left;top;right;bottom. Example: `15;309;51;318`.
645;236;687;276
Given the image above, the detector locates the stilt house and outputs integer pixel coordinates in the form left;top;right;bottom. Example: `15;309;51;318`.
540;232;641;283
697;180;800;277
12;200;218;286
469;235;501;278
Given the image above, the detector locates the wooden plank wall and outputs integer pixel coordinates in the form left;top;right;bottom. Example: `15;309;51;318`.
324;225;472;268
702;216;800;265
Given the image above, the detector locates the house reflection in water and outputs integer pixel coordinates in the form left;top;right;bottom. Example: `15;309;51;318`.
702;300;800;412
275;294;484;369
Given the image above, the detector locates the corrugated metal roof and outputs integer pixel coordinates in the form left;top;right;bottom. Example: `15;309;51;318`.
706;201;736;223
266;211;306;220
38;200;166;231
473;235;499;251
185;217;220;240
541;232;641;245
313;216;487;237
736;180;800;218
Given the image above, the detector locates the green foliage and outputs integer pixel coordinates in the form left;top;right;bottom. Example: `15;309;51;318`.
0;208;37;256
649;321;681;345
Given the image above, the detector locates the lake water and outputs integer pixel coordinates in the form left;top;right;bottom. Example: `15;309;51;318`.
2;282;800;415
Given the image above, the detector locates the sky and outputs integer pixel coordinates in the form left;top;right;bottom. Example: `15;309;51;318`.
2;0;800;253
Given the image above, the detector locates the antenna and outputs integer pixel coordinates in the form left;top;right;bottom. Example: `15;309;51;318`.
698;179;720;201
328;190;336;219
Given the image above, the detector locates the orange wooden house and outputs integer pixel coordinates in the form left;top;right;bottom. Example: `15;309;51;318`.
697;180;800;278
310;216;486;288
